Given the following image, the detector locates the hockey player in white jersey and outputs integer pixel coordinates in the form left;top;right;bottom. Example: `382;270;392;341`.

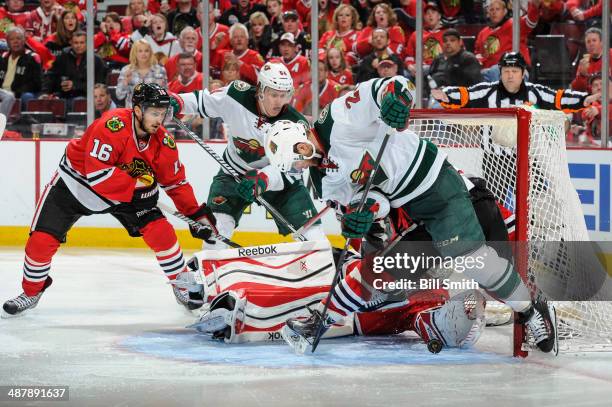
264;76;558;354
169;62;326;246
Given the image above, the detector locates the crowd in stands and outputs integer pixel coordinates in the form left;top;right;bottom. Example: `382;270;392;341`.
0;0;609;143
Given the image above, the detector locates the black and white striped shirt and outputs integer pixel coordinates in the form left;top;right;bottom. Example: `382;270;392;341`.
440;81;588;112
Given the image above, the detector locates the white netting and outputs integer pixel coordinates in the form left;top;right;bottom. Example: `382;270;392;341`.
408;107;612;352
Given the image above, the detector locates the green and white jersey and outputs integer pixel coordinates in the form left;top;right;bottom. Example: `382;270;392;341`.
313;76;447;211
180;80;310;191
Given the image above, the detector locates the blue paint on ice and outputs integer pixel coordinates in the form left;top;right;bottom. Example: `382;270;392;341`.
120;331;516;367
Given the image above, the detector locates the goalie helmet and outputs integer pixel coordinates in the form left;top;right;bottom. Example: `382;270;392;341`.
258;62;294;94
265;120;316;173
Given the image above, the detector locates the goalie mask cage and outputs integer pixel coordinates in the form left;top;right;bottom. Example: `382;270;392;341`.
408;107;612;357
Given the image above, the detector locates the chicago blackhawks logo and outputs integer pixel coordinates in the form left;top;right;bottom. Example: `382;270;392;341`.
233;137;266;162
350;151;388;186
0;18;14;33
162;133;176;149
105;116;125;132
424;37;442;60
485;36;500;57
119;158;154;179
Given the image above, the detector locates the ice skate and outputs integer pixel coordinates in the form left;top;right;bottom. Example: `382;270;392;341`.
519;301;558;354
2;277;53;318
282;307;332;354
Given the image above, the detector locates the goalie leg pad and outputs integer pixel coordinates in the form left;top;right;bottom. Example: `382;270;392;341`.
413;290;486;349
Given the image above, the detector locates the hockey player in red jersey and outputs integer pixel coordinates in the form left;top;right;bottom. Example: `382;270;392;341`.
2;83;216;318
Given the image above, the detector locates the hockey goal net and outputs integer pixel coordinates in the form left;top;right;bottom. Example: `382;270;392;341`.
408;107;612;356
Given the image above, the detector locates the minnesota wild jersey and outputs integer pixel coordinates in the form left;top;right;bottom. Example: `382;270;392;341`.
179;80;310;191
312;76;447;211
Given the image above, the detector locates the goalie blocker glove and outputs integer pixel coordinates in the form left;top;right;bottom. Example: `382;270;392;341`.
341;198;380;238
237;170;269;203
380;79;413;130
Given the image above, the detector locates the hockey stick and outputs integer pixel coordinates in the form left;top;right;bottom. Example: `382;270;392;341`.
172;118;306;241
157;202;242;248
0;113;7;141
291;201;334;240
310;129;394;353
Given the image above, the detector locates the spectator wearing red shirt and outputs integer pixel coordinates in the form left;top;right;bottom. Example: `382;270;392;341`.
169;53;203;93
475;0;539;82
213;23;264;85
538;0;567;23
571;27;612;92
275;32;310;90
404;1;445;78
195;3;230;59
147;0;201;15
27;0;63;42
580;74;612;146
293;59;340;117
317;0;337;38
165;26;201;82
0;0;31;40
354;3;405;58
318;4;360;64
94;12;131;69
326;46;353;85
122;0;151;34
568;0;610;23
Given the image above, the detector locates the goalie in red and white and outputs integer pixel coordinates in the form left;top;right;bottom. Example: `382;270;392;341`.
185;239;488;351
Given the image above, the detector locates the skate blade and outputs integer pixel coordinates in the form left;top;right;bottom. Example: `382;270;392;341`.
281;325;312;355
186;315;228;333
550;305;559;356
1;310;23;319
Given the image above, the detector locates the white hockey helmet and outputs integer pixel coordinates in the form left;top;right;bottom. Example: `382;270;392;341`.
258;62;294;94
265;120;316;173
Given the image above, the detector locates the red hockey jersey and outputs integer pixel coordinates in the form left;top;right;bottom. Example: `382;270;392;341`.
328;69;354;86
354;26;405;57
474;3;539;69
59;108;199;215
0;8;30;40
404;28;445;66
165;50;203;82
292;79;341;113
169;72;204;93
271;55;310;89
212;49;265;85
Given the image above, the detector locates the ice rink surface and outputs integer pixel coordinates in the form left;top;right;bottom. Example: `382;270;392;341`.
1;248;612;407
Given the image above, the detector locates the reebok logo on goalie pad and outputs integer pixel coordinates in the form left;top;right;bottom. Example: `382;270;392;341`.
238;246;278;257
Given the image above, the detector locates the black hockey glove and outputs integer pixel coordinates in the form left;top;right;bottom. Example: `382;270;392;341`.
187;204;217;242
131;183;159;212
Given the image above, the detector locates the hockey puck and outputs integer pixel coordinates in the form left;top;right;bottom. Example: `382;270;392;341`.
427;339;443;354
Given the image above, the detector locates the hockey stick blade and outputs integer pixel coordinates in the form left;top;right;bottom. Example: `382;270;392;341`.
0;113;7;141
157;202;242;248
281;324;312;355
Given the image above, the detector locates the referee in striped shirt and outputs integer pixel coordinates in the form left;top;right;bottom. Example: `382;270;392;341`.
431;52;599;111
430;51;600;203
